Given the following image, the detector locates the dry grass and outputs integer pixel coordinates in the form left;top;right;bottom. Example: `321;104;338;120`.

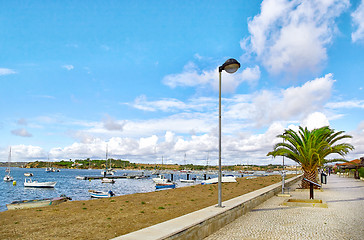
0;175;293;240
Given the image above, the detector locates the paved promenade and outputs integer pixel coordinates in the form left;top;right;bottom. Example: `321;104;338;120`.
205;174;364;240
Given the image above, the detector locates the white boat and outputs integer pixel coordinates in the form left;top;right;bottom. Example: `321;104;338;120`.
76;176;86;180
101;169;114;176
101;178;115;184
3;175;13;182
201;176;237;185
89;190;115;198
24;178;57;188
152;175;169;184
24;173;34;177
180;179;195;183
3;147;13;182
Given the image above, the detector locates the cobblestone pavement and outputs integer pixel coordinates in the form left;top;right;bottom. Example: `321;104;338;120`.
205;174;364;240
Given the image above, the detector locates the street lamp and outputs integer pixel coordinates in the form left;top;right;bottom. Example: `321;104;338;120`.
217;58;240;207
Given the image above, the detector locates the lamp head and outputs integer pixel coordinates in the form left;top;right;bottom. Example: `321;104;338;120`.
219;58;240;73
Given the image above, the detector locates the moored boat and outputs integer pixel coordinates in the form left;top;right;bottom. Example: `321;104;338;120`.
24;178;57;188
201;176;237;185
24;173;34;177
180;179;195;183
6;195;71;210
155;182;176;189
3;147;13;182
76;176;86;180
101;178;115;184
89;190;115;198
152;175;169;184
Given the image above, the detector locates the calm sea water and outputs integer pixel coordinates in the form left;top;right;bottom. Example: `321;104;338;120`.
0;167;223;212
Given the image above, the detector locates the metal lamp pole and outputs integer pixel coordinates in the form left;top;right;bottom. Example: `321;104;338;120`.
217;58;240;207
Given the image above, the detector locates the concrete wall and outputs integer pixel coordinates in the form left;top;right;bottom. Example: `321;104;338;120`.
113;175;302;240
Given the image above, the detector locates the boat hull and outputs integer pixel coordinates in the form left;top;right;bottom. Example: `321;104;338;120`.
201;176;237;185
89;190;115;198
6;196;70;210
180;179;194;183
155;183;176;189
3;175;13;182
24;179;56;188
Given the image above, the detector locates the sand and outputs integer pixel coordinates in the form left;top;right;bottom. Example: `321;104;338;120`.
0;175;293;240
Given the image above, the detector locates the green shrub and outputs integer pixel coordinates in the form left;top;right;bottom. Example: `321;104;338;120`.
358;167;364;178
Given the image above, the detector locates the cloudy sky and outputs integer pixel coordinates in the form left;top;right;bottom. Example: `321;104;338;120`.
1;0;364;166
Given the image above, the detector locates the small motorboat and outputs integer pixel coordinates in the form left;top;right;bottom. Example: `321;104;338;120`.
3;174;13;182
155;182;176;189
89;190;115;198
75;176;86;180
152;175;169;184
6;195;71;210
101;178;115;184
24;173;34;177
24;178;57;188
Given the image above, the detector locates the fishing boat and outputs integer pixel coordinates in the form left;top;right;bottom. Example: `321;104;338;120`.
201;176;237;185
152;175;169;184
24;178;57;188
156;182;176;189
3;147;13;182
24;173;34;177
89;190;115;198
101;178;115;184
6;195;71;210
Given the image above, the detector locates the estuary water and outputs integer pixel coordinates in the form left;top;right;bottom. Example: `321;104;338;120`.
0;167;221;212
0;167;292;212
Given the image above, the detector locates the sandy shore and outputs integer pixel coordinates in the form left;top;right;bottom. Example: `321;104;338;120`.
0;175;293;240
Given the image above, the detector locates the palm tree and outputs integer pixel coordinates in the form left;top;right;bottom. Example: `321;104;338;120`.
267;126;354;188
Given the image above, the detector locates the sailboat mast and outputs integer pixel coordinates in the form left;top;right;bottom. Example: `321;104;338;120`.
7;147;11;172
105;144;108;171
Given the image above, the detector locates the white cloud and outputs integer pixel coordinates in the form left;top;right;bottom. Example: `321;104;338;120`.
11;128;33;137
326;100;364;109
131;95;188;112
0;68;16;76
102;114;125;131
352;0;364;42
243;0;350;75
162;62;260;93
62;65;74;70
302;112;330;130
225;73;335;127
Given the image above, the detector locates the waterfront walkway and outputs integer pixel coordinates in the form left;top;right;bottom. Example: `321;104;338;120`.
205;174;364;240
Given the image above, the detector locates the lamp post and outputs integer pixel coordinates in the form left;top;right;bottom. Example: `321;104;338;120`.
217;58;240;207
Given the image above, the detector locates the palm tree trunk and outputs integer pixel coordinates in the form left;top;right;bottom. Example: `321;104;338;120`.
301;169;319;189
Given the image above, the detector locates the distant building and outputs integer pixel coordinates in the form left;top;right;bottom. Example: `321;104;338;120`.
335;157;364;179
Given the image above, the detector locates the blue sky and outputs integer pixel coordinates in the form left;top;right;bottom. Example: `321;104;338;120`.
1;0;364;165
